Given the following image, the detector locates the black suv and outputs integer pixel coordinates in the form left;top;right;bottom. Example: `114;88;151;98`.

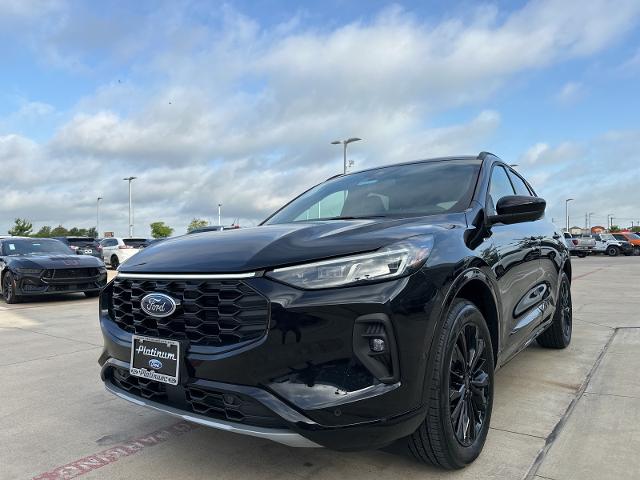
54;236;103;260
98;152;572;469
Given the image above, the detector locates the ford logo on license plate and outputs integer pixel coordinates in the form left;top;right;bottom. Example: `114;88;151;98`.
140;293;179;318
148;359;163;369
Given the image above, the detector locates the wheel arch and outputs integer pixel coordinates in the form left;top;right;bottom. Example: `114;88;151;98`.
443;268;500;365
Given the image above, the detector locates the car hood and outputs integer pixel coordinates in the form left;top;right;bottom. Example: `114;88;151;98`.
6;255;103;269
120;214;466;273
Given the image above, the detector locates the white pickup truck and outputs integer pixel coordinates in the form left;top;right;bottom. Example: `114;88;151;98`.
563;233;596;257
587;233;633;256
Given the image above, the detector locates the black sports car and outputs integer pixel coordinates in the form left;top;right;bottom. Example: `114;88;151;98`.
1;237;107;303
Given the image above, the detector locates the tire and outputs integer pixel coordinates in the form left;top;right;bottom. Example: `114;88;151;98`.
2;272;21;304
110;255;120;269
84;291;100;298
405;300;494;469
606;246;619;257
635;247;640;256
576;252;586;258
537;273;572;349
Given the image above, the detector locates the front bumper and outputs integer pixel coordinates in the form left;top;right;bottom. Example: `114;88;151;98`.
98;271;441;450
17;269;107;295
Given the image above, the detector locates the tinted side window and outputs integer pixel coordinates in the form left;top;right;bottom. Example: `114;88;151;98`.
488;166;515;214
508;171;532;196
613;234;626;241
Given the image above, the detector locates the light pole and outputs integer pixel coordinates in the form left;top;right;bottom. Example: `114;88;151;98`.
588;212;595;230
565;198;574;232
123;177;137;237
331;137;362;174
97;197;103;237
607;214;614;229
218;203;222;226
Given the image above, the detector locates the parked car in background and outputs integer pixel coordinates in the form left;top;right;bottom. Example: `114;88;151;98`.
562;233;594;257
99;237;148;269
612;233;640;255
589;233;633;256
1;237;107;303
54;236;103;260
99;152;572;469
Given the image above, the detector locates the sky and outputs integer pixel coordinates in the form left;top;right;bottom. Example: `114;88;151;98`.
1;0;640;237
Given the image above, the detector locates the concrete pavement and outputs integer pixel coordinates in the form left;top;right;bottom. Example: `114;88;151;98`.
0;256;638;479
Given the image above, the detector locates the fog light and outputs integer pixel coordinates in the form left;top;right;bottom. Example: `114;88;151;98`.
370;338;386;352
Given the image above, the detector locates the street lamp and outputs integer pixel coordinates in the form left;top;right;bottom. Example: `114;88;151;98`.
97;197;103;238
588;212;595;230
123;177;137;237
565;198;574;232
218;203;222;226
607;214;614;230
331;137;362;174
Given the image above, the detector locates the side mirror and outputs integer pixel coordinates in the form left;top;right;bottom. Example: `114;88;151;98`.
489;195;546;225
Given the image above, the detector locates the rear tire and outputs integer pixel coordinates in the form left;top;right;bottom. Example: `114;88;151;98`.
606;246;619;257
404;300;494;469
537;273;572;349
2;272;21;304
576;252;586;258
84;291;100;298
110;255;120;269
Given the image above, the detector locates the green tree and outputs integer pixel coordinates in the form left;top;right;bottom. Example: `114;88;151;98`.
8;218;33;236
68;227;88;236
187;218;208;233
87;227;98;238
34;225;52;238
50;225;68;237
609;225;621;232
150;221;174;238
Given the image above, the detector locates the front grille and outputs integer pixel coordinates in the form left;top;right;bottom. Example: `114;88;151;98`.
108;367;286;428
110;278;269;347
43;268;100;279
112;367;167;400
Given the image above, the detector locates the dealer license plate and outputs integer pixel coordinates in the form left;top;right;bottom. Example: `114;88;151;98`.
130;335;180;385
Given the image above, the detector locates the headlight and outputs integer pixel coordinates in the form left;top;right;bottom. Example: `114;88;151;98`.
15;268;44;274
266;235;434;289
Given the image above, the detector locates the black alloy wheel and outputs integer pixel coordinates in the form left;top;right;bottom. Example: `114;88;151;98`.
2;273;20;304
405;299;494;469
606;246;618;257
537;272;572;349
449;323;491;447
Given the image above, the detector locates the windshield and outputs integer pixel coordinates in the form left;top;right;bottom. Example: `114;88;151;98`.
66;237;97;246
124;238;148;248
2;239;73;256
265;159;481;225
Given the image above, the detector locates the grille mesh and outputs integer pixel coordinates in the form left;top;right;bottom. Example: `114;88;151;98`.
110;277;269;347
109;368;286;428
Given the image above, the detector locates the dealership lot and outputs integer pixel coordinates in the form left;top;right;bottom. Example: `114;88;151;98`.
1;256;639;480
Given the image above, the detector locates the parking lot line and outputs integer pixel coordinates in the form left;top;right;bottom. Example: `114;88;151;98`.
31;421;199;480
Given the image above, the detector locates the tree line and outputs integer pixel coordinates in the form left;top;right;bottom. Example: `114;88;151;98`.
7;217;213;239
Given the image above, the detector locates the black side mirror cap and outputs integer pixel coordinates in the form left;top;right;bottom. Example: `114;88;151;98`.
488;195;546;225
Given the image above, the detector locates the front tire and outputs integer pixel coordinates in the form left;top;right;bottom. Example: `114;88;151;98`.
606;246;619;257
405;300;494;469
2;272;21;304
537;273;572;349
110;255;120;269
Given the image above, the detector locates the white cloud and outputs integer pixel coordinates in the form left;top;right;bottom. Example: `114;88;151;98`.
555;82;585;104
1;0;640;235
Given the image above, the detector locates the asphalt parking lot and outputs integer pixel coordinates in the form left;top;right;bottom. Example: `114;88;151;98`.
1;256;639;480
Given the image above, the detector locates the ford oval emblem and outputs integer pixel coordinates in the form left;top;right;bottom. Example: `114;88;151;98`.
148;359;163;370
140;293;178;318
